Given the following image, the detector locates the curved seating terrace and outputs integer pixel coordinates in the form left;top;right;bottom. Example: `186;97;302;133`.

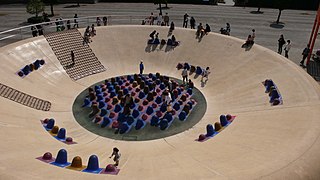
0;25;320;179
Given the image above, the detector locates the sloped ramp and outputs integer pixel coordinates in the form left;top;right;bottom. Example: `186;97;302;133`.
0;83;51;111
44;29;106;80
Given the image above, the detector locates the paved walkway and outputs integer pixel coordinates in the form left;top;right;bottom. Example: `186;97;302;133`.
0;3;318;66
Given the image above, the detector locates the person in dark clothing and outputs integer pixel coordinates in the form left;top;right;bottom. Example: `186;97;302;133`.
205;24;211;35
73;14;79;28
70;51;75;66
31;26;38;37
278;34;286;54
149;30;156;40
36;25;43;35
66;20;71;30
139;61;144;75
183;13;189;28
190;17;196;29
300;44;310;67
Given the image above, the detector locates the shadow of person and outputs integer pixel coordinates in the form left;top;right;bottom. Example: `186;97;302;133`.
245;44;253;51
145;44;152;52
165;45;172;52
194;74;200;79
167;30;172;37
200;79;208;87
241;43;253;51
159;43;165;50
151;44;159;51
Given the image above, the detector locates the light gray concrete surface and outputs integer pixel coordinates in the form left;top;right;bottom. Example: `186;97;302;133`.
0;3;318;66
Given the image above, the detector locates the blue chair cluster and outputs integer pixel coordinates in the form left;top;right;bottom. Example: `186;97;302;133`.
36;149;120;175
176;62;205;76
263;79;282;106
198;114;235;141
17;59;45;77
41;118;76;144
82;73;197;133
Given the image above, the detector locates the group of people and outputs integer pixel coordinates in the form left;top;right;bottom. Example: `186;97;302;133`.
31;25;44;37
181;65;211;85
142;12;170;26
277;34;292;58
83;24;96;44
196;23;211;38
243;29;256;47
220;23;231;35
96;16;108;26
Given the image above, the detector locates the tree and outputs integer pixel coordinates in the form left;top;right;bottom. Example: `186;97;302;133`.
26;0;45;17
43;0;59;16
154;0;168;15
273;0;293;24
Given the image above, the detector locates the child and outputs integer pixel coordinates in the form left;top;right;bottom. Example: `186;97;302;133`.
109;147;121;166
201;67;211;81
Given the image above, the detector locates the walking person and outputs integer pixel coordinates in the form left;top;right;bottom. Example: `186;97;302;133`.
284;40;291;58
70;51;75;66
277;34;286;54
73;14;79;28
181;67;188;84
300;44;310;67
183;13;189;28
139;61;144;75
163;13;169;26
190;17;196;29
109;147;121;166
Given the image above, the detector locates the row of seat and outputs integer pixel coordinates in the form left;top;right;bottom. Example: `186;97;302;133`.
37;149;119;175
176;62;206;76
17;59;45;77
198;114;235;141
42;118;75;144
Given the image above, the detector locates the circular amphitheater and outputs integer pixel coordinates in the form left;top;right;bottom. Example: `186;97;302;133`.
1;25;320;179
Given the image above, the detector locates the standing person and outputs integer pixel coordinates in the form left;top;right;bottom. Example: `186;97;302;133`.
284;40;291;58
66;20;71;30
190;17;196;29
149;12;154;25
300;44;310;67
96;17;102;26
139;61;144;75
170;21;175;31
157;13;162;25
103;16;108;26
201;67;211;81
31;26;38;37
251;29;256;41
149;30;156;40
277;34;286;54
73;14;79;28
226;23;231;35
205;24;211;35
181;67;188;84
163;13;169;26
183;13;189;28
71;51;75;66
109;147;121;166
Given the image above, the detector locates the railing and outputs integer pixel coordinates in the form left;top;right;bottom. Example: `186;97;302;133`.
0;15;180;47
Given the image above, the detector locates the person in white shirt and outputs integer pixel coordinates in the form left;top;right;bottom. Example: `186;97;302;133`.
181;67;188;84
201;67;211;81
284;40;291;58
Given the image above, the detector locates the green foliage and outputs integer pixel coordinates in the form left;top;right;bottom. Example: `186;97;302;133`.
26;0;45;17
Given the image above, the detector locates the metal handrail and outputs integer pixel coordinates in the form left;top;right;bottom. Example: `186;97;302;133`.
0;14;175;47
